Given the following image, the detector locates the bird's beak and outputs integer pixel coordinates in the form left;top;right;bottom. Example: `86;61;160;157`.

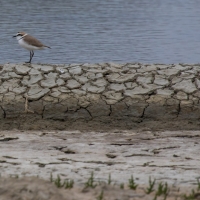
13;35;17;38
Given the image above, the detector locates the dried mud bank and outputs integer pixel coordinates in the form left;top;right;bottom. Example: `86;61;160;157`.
0;63;200;130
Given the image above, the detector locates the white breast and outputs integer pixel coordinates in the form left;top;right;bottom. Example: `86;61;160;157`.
18;38;43;51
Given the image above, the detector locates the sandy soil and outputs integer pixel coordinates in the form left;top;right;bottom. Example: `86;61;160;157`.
1;129;200;199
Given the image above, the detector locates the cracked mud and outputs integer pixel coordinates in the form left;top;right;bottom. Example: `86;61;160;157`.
1;63;200;130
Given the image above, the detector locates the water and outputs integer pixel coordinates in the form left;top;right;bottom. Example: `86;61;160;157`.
1;0;200;64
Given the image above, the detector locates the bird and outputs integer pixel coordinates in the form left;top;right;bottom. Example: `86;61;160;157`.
13;32;51;63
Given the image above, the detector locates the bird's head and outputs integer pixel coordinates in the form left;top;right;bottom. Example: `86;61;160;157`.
13;32;27;40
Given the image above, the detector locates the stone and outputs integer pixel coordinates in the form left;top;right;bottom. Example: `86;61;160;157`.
86;93;100;102
58;94;72;101
27;85;50;100
166;98;180;106
171;77;182;84
78;96;90;108
137;75;152;84
176;91;188;100
8;72;22;78
41;78;57;88
124;84;162;96
1;79;20;90
69;66;83;75
146;95;166;105
82;83;105;93
71;89;86;96
103;91;123;101
56;79;65;86
45;72;58;79
106;73;137;83
29;68;41;75
91;78;107;87
66;79;81;89
50;91;61;98
137;65;158;73
154;75;169;86
74;75;89;84
157;68;180;76
193;91;200;98
59;73;71;80
12;87;27;94
40;65;54;73
195;78;200;89
87;68;108;74
180;72;195;79
22;74;43;86
126;64;141;69
154;64;170;69
86;72;103;80
109;83;126;92
126;94;145;102
125;82;138;89
56;67;68;74
172;79;197;94
180;100;193;106
0;72;10;81
15;65;31;75
58;87;71;93
0;86;7;94
1;63;15;72
42;96;58;103
156;89;174;97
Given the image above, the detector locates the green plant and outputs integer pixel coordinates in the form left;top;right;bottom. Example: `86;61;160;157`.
197;178;200;191
183;189;196;200
65;179;74;189
145;176;156;194
54;175;65;188
96;190;104;200
85;172;97;188
128;175;138;190
156;182;169;198
120;183;124;189
108;174;111;185
50;173;53;182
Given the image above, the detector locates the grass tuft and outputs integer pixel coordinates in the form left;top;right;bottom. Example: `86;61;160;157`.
128;175;138;190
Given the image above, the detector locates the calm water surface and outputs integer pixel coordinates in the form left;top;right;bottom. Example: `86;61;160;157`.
1;0;200;64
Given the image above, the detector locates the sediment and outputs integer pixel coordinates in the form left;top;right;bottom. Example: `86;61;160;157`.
0;62;200;130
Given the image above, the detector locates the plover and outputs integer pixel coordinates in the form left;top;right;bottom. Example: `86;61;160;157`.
13;32;50;63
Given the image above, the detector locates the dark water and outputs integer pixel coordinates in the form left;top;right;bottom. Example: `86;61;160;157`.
1;0;200;64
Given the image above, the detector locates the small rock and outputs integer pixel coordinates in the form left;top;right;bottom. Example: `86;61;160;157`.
15;65;31;75
69;66;82;75
172;79;197;94
66;79;81;89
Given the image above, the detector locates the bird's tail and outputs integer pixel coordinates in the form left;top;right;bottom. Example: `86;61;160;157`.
44;45;51;49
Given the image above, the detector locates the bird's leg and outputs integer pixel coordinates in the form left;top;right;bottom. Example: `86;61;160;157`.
26;51;34;63
25;51;32;63
30;50;34;63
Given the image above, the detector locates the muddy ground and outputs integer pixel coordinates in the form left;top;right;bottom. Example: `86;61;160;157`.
0;127;200;199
